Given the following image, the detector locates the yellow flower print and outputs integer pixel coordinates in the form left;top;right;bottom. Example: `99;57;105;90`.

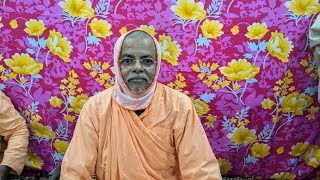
167;73;189;95
237;121;246;127
205;115;217;127
281;92;313;115
233;83;240;91
303;145;320;168
307;106;319;119
300;59;309;67
204;79;213;87
230;117;237;124
277;147;284;154
197;72;206;80
31;114;42;121
219;59;260;81
191;64;200;72
138;25;157;36
218;157;232;175
59;0;94;18
212;84;220;90
83;62;91;70
5;53;43;76
89;18;113;39
64;114;76;122
9;19;18;29
250;143;270;158
231;25;239;35
159;34;181;66
49;96;63;108
305;66;314;74
102;62;110;70
227;126;257;145
207;74;219;81
170;0;206;20
192;59;219;74
290;142;310;156
288;86;295;92
272;115;281;123
69;94;89;114
210;63;219;71
0;76;7;81
53;140;69;154
47;30;73;62
261;98;275;109
285;0;320;16
0;65;5;73
267;31;293;63
218;80;230;88
19;76;27;84
59;70;81;96
25;149;43;170
200;19;224;39
245;23;269;40
306;113;315;119
191;98;210;116
8;72;17;80
308;106;319;114
119;27;128;35
24;19;47;36
244;119;250;125
0;17;3;29
270;172;296;180
30;121;56;139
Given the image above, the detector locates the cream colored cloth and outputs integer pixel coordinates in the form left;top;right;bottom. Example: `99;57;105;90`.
309;14;320;102
0;91;29;175
113;29;161;110
61;83;222;180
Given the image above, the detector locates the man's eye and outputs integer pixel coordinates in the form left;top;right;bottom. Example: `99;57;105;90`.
122;59;133;64
143;59;154;64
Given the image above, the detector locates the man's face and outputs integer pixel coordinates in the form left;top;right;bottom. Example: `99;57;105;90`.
119;36;156;93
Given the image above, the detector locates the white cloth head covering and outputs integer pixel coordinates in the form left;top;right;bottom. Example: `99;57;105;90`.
112;29;161;110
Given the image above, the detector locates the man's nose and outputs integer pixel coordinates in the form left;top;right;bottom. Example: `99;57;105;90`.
132;59;144;72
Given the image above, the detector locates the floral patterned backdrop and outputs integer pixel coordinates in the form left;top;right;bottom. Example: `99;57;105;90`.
0;0;320;179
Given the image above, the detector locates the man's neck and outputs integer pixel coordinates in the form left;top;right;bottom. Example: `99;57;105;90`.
134;109;145;116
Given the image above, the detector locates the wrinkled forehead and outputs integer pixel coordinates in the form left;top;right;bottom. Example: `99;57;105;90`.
125;30;154;41
122;31;155;49
120;31;157;59
121;37;156;56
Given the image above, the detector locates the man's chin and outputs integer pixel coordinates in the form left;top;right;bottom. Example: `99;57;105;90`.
127;83;149;93
129;87;147;94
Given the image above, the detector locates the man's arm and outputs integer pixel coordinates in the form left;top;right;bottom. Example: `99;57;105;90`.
0;92;29;176
60;101;99;180
309;14;320;103
174;98;222;180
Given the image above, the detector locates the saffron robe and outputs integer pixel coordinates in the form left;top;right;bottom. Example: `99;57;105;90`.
0;92;29;175
61;83;221;180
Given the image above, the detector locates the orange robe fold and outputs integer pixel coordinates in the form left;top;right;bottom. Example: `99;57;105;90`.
61;83;221;180
0;92;29;175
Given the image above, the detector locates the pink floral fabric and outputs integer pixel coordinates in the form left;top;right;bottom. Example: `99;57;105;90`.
0;0;319;179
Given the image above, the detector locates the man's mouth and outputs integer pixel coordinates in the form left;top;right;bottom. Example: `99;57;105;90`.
128;78;147;82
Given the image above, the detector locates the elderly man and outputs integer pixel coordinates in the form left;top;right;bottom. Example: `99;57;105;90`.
309;15;320;103
61;29;222;179
0;92;29;180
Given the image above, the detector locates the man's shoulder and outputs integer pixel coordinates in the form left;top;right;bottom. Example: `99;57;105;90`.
157;83;192;104
0;91;15;110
